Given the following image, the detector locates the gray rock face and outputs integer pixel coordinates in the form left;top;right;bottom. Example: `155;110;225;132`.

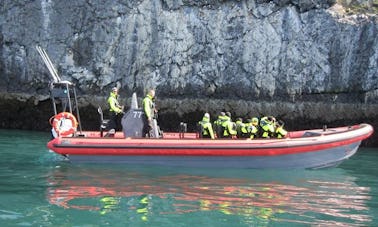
0;0;377;145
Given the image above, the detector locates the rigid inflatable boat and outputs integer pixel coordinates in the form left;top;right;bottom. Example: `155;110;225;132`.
38;46;373;169
45;78;373;169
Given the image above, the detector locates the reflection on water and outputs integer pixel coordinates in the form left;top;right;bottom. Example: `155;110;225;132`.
46;165;372;226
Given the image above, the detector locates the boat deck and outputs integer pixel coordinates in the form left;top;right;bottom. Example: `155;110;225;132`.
74;125;361;140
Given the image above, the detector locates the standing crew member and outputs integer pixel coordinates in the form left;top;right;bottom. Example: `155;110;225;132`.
107;87;123;131
142;89;156;137
198;113;215;139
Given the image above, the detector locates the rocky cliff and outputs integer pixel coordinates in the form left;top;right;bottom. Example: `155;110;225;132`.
0;0;377;145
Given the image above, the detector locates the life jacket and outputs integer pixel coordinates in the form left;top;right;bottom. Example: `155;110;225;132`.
221;116;237;138
244;122;259;139
143;94;155;119
260;116;275;138
275;126;287;139
236;120;249;138
107;92;122;113
198;116;214;139
214;115;228;138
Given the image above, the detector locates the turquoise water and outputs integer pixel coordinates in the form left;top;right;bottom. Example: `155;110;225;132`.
0;129;377;226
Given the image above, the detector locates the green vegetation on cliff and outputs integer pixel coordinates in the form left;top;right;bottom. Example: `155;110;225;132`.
338;0;378;14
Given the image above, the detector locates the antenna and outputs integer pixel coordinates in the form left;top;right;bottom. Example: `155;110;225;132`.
36;45;61;83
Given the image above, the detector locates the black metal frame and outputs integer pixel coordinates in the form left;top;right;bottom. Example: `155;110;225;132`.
49;81;83;134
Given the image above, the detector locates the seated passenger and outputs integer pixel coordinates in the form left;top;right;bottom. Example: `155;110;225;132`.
275;120;288;139
221;112;237;138
198;113;215;139
246;117;259;139
236;118;249;138
213;112;227;138
260;116;276;138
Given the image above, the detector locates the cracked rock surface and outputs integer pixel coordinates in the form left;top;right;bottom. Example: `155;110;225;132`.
0;0;377;145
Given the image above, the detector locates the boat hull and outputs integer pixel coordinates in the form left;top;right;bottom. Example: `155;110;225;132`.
47;124;373;169
63;142;360;169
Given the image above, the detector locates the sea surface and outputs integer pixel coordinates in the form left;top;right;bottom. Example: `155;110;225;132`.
0;129;377;227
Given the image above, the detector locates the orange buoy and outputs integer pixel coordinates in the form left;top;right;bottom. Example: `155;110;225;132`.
52;112;78;137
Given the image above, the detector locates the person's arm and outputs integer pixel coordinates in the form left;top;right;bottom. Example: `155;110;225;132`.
228;122;237;136
208;124;215;139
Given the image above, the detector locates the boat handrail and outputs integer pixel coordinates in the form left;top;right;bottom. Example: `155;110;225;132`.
301;132;322;137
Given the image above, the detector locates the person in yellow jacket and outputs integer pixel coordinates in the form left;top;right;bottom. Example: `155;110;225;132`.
198;113;215;139
142;89;156;137
235;118;249;138
213;112;227;138
107;87;123;131
246;117;259;139
260;116;275;138
275;120;288;138
221;112;237;138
